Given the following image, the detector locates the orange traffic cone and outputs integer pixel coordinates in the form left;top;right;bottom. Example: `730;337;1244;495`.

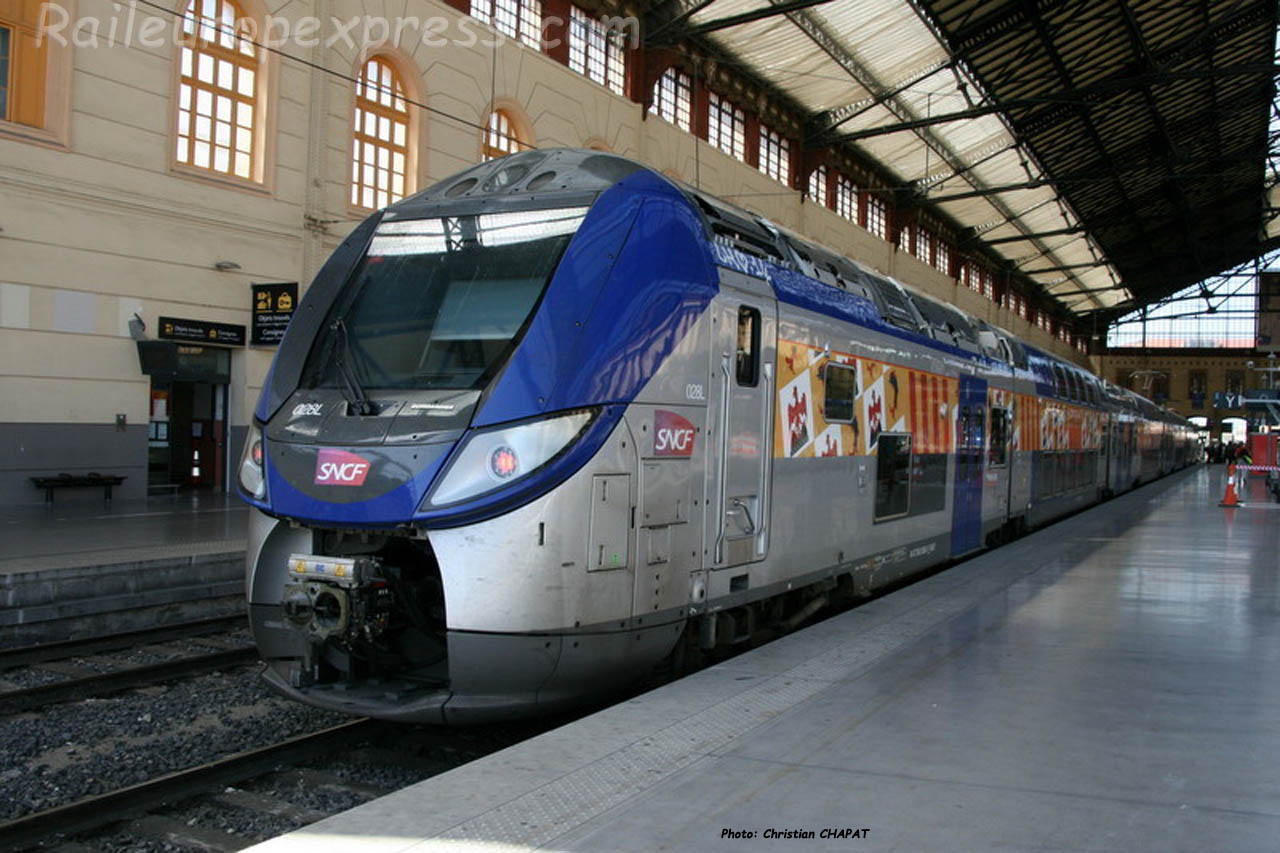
1220;464;1241;507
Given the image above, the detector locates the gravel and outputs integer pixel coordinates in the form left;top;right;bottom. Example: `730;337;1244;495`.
257;774;373;815
313;757;428;793
1;638;558;851
162;799;302;844
0;666;349;822
0;666;71;690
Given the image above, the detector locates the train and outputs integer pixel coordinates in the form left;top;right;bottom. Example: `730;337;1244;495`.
240;149;1197;723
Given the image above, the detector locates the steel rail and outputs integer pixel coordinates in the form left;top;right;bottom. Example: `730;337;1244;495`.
0;718;386;850
0;615;248;670
0;647;260;714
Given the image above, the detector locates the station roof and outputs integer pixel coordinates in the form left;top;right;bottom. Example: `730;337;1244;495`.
647;0;1279;324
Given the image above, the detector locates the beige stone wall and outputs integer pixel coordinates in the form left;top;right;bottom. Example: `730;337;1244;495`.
1095;351;1271;425
0;0;1084;445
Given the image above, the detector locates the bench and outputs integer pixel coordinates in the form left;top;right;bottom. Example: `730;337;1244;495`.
31;473;127;505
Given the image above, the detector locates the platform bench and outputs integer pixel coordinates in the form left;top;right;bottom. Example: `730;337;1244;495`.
31;474;127;505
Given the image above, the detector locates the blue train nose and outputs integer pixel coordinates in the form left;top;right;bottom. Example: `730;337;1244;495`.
260;390;475;526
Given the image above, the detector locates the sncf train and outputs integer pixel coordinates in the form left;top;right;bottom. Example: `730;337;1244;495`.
241;149;1196;723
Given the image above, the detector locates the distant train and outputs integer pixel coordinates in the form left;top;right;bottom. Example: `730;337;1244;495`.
240;149;1196;723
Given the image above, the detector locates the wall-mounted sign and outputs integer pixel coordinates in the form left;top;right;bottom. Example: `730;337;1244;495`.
251;282;298;346
136;342;232;382
158;316;246;346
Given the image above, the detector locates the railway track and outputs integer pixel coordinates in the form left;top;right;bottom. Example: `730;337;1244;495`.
0;714;556;850
0;718;386;850
0;615;257;714
0;615;248;669
0;647;259;714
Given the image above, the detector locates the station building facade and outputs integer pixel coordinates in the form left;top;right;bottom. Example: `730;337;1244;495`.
1097;349;1277;439
0;0;1090;505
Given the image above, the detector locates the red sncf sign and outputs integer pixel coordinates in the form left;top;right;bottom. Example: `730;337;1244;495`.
314;448;371;487
653;410;696;457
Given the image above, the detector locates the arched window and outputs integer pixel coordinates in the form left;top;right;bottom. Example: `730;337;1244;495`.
650;68;691;132
351;56;411;211
176;0;261;181
482;108;532;160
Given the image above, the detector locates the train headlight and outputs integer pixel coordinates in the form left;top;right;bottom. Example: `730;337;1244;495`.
238;421;267;500
426;409;596;507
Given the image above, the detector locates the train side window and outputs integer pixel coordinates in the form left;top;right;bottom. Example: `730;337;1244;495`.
824;363;856;422
989;407;1009;467
874;433;912;521
1052;365;1067;398
736;307;760;386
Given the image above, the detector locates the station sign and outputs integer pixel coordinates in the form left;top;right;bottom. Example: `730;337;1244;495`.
158;316;246;346
1214;391;1243;409
251;282;298;346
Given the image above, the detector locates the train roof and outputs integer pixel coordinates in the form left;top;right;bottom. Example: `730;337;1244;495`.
378;149;1191;427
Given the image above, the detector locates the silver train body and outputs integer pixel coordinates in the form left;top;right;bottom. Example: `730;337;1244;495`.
242;150;1195;723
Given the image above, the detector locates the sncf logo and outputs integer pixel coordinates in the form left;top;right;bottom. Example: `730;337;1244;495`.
314;448;371;487
654;410;696;457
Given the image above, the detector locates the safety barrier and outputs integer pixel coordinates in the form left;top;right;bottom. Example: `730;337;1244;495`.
1220;464;1280;507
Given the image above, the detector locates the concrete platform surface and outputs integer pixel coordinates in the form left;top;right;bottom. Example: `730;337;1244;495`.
247;465;1279;852
0;492;247;574
0;493;249;644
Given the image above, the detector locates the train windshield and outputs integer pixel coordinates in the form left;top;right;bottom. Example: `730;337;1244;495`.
303;206;589;391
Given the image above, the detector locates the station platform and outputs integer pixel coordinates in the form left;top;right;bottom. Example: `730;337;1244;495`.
248;464;1280;851
0;493;248;645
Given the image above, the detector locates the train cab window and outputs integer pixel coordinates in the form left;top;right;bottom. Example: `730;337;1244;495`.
989;407;1009;467
736;307;760;386
824;363;856;422
874;434;912;521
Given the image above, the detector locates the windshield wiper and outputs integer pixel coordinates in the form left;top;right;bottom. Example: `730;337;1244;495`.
331;318;378;416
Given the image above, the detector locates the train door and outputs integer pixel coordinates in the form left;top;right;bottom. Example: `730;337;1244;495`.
708;288;777;570
951;376;987;555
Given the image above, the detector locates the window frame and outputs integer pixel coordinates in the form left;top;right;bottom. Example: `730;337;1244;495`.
170;0;275;191
865;194;888;240
0;24;10;122
650;67;691;132
835;173;857;222
807;165;828;207
482;105;534;161
707;92;746;162
568;5;626;96
757;124;790;183
0;0;73;148
988;407;1010;467
470;0;542;49
823;363;857;423
874;432;913;522
735;306;760;387
349;54;416;213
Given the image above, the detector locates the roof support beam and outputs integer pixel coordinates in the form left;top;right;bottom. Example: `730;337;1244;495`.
675;0;835;40
824;64;1279;145
650;0;836;44
1022;262;1109;274
976;226;1085;246
644;0;718;47
807;60;952;141
771;1;1072;307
